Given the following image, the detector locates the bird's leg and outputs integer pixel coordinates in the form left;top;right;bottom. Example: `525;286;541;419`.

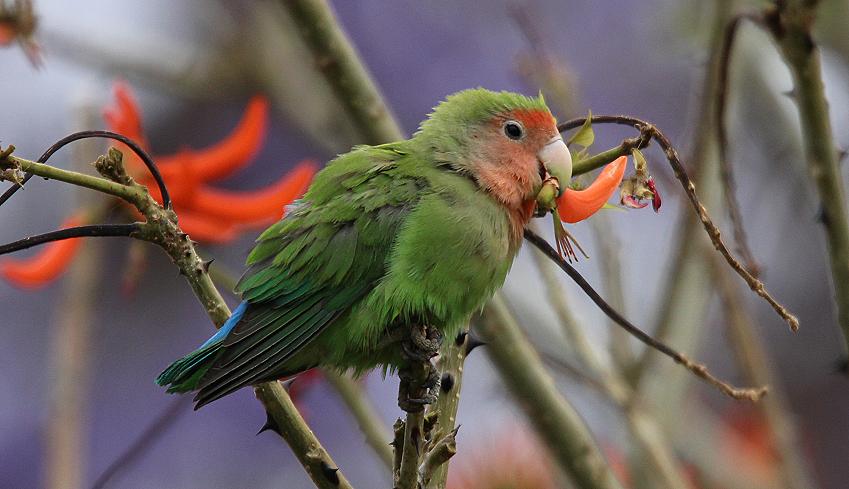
398;324;442;413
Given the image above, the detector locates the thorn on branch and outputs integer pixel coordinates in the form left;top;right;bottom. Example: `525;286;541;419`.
320;461;341;485
257;410;282;436
817;205;831;227
833;357;849;375
454;330;467;346
465;331;486;355
440;373;454;393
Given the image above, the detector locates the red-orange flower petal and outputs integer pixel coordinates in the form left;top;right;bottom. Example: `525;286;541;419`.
0;23;17;46
103;81;147;147
155;96;269;183
0;212;86;289
187;161;317;223
557;156;627;223
138;150;201;205
176;210;240;244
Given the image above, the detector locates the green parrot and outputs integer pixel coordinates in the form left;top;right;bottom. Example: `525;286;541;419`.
156;88;578;409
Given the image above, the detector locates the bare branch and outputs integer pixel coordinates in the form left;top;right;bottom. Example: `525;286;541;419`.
524;229;767;401
0;131;171;208
558;115;799;332
0;224;140;256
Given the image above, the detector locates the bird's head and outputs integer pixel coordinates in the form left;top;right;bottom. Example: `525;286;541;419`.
416;89;570;213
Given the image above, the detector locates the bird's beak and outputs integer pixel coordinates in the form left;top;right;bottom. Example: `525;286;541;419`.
537;135;572;197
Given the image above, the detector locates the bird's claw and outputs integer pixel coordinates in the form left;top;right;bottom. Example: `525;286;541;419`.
398;326;442;413
405;324;442;360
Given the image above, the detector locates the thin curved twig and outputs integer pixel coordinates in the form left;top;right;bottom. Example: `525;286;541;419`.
0;130;171;208
524;228;767;401
0;223;140;255
558;115;799;332
716;13;765;277
90;397;190;489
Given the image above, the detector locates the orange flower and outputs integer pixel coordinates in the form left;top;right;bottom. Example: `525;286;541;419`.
1;83;318;288
557;156;627;223
0;212;85;289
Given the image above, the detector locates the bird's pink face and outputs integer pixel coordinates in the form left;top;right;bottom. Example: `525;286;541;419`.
472;108;571;212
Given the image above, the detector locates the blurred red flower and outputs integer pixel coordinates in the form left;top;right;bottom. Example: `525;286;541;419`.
447;426;559;489
1;82;317;288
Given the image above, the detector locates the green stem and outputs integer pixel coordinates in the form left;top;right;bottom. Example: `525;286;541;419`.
571;134;650;176
324;371;394;471
478;293;624;489
3;149;353;489
282;0;404;144
255;382;354;489
425;330;468;489
769;0;849;357
397;410;424;489
5;155;148;207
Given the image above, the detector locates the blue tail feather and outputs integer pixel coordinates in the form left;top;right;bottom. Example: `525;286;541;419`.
156;301;248;393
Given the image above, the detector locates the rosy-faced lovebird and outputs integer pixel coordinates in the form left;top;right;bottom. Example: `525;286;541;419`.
156;88;584;409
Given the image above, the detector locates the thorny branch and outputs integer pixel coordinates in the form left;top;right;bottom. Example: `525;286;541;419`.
558;115;800;332
766;0;849;357
0;139;353;489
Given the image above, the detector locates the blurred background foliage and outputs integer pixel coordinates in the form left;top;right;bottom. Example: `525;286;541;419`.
1;0;848;488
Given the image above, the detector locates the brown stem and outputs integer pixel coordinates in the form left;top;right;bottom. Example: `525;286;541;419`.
715;13;766;277
558;115;799;332
525;229;766;401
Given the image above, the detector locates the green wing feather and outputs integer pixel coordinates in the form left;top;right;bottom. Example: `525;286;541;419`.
191;143;424;408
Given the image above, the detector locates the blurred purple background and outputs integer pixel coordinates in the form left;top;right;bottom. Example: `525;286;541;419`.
1;1;848;488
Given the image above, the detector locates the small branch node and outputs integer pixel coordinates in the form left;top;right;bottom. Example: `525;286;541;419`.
94;147;135;186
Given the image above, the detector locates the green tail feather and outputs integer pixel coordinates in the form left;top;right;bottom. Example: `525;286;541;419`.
156;343;220;393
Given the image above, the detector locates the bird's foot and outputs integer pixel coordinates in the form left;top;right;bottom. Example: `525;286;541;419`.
397;337;441;413
401;324;443;363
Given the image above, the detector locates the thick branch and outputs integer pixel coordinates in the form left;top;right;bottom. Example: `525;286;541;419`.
424;331;468;489
477;293;624;489
282;0;404;144
1;147;353;489
768;0;849;356
324;371;394;470
255;382;353;489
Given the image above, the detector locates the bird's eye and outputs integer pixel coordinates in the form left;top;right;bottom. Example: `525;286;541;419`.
503;120;524;140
